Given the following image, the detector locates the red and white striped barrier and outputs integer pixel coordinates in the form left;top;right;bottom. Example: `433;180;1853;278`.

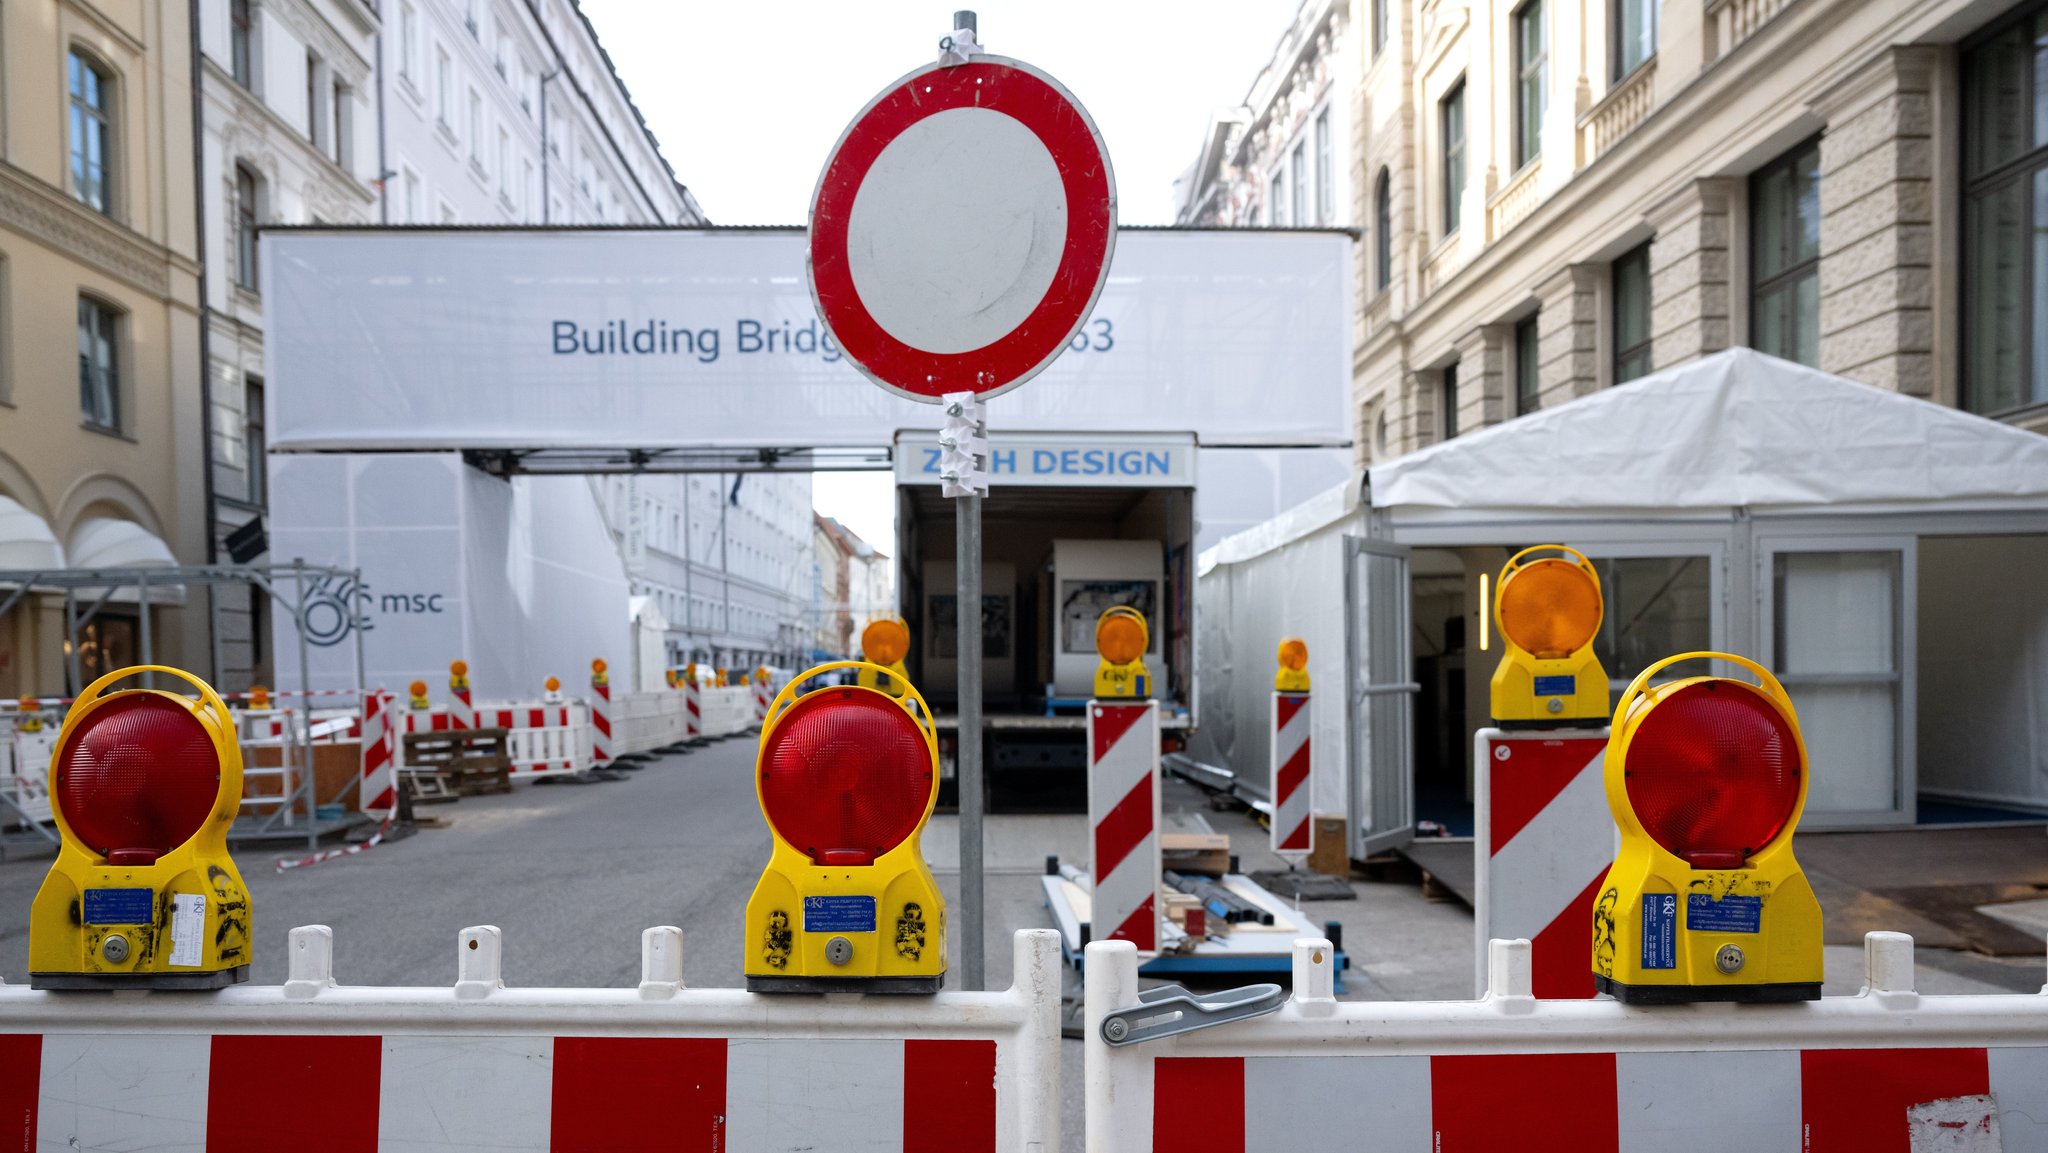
0;926;1062;1152
685;675;702;740
590;667;612;767
751;675;771;725
449;685;475;731
1086;933;2048;1153
360;689;396;817
1089;700;1161;953
1473;727;1614;998
1270;691;1312;858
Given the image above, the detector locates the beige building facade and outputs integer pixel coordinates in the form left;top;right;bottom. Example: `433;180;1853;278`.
0;1;206;699
1349;0;2047;465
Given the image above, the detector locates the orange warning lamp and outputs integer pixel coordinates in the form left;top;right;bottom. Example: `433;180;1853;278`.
1490;545;1609;727
1274;638;1310;692
545;676;561;693
592;659;609;687
247;685;270;710
408;680;430;709
1594;652;1822;1003
16;696;43;732
1093;606;1151;699
745;662;945;993
667;669;680;689
30;666;251;989
449;660;469;690
858;614;912;698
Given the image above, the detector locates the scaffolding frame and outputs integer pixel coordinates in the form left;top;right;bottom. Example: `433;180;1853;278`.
0;559;367;850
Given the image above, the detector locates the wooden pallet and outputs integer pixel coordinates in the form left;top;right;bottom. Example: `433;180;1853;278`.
403;728;513;797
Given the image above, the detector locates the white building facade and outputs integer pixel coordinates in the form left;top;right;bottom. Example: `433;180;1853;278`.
197;0;383;688
606;473;815;673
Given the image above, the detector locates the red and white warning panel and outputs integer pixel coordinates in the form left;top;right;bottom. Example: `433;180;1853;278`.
1270;693;1312;858
1472;727;1614;998
1086;936;2048;1153
0;925;1063;1152
1089;701;1161;954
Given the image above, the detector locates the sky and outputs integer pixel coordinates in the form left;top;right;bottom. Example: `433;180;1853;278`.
578;0;1304;552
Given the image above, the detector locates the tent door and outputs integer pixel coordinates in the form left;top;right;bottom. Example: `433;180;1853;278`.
1345;536;1417;856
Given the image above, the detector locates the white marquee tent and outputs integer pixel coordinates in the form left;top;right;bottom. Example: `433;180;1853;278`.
1197;349;2048;855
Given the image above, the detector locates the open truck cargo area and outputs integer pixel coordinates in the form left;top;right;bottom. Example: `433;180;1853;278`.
895;439;1196;812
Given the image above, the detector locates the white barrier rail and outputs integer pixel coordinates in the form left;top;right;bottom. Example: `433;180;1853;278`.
1085;933;2048;1152
613;691;690;755
0;927;1062;1152
396;702;595;778
699;685;755;738
0;728;55;824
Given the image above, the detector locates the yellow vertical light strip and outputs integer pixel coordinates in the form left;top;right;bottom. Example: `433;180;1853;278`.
1478;573;1491;651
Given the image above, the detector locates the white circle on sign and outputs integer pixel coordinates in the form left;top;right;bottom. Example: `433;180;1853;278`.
845;106;1068;355
1494;745;1511;761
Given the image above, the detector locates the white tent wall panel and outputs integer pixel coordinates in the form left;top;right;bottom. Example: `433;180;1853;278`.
1919;535;2048;810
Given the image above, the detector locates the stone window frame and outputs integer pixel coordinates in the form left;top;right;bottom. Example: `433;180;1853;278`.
1441;78;1466;238
1612;242;1654;384
1960;6;2048;417
1514;314;1541;416
1374;168;1393;293
1511;0;1547;172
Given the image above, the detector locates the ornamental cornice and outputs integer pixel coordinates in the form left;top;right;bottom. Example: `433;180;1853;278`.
0;162;176;297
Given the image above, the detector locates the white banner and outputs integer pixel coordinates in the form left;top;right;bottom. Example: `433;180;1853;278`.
263;229;1351;452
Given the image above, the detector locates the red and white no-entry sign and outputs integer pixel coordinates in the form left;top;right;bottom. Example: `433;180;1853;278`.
808;56;1117;403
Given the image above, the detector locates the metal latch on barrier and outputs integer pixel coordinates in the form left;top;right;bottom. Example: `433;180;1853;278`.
1099;981;1285;1046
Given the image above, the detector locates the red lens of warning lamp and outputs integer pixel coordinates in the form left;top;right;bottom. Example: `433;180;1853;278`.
55;695;221;866
758;687;933;866
1622;681;1802;869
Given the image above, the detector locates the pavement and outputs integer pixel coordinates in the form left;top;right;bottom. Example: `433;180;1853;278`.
0;737;2038;1149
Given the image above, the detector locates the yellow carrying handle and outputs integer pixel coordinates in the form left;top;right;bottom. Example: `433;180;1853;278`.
1613;650;1802;741
758;660;938;757
67;665;235;735
1498;543;1598;586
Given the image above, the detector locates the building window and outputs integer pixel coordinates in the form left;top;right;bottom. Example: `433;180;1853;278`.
498;127;511;198
435;46;452;127
332;82;349;167
1374;168;1392;292
399;3;417;82
1290;143;1307;227
1963;10;2048;416
1441;80;1465;237
305;51;319;143
244;377;266;503
234;164;261;291
1271;166;1288;227
1515;315;1541;415
1513;1;1547;170
1440;363;1459;439
402;167;421;223
1372;0;1388;60
1613;0;1657;82
77;296;119;430
1613;242;1653;383
469;89;483;162
230;0;254;88
67;51;113;216
1750;137;1822;367
1314;111;1333;224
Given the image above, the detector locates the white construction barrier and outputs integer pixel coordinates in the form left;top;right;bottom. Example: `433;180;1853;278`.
1085;933;2048;1152
612;690;691;755
396;702;596;778
1;723;56;824
698;685;756;738
0;926;1062;1152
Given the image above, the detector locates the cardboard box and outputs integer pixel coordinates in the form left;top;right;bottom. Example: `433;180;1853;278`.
1308;816;1349;876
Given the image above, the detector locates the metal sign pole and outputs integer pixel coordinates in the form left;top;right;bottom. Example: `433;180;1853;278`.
957;440;985;992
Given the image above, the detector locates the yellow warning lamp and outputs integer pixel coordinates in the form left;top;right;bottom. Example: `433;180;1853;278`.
753;665;769;685
666;668;680;689
17;696;42;732
715;668;729;688
449;660;469;692
1593;651;1822;1004
247;685;270;711
1490;545;1610;727
744;661;945;993
858;614;912;699
592;659;609;688
1093;606;1151;699
407;680;430;709
29;666;251;989
1274;638;1311;693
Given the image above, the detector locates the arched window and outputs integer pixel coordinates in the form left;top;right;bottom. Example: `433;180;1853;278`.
235;164;263;291
1374;169;1392;293
68;50;115;215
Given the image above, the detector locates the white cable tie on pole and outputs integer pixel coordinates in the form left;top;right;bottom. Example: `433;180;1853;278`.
937;26;983;67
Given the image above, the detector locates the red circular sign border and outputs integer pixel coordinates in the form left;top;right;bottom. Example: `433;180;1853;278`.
808;57;1116;403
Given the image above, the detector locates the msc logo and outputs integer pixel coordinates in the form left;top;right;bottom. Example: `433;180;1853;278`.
300;574;447;648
